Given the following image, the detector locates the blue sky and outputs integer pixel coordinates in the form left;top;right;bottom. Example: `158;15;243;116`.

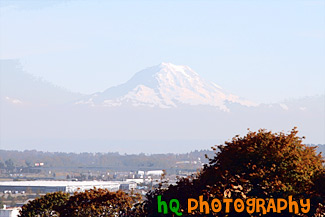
1;0;324;103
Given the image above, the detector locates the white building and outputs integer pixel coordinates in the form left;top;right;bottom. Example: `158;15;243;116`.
146;170;164;176
0;181;123;194
0;206;20;217
137;171;145;178
125;178;144;184
119;182;137;191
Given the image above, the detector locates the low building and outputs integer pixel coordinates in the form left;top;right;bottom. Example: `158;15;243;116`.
125;178;144;184
0;181;121;194
146;170;164;176
0;206;20;217
119;182;137;191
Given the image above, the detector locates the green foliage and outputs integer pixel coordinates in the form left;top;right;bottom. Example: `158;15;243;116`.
0;197;3;209
5;159;15;172
0;161;5;169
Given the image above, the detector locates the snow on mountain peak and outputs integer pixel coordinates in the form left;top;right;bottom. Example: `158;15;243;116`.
76;63;257;111
159;62;197;74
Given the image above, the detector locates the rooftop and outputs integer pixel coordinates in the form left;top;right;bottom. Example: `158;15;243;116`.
0;180;122;187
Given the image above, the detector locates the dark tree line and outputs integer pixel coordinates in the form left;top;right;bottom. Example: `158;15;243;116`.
0;149;213;171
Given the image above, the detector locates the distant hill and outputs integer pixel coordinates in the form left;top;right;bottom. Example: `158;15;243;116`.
0;149;215;172
0;145;322;172
0;59;84;105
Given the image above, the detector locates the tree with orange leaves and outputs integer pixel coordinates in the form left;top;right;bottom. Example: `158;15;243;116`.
59;188;142;216
145;128;325;216
19;189;143;217
19;191;69;217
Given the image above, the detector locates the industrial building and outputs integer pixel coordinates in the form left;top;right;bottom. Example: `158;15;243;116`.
119;182;137;191
0;180;135;194
0;206;20;217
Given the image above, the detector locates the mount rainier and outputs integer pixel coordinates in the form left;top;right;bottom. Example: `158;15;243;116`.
1;60;323;152
76;62;256;111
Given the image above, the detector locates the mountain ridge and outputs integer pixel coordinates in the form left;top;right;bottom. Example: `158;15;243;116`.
1;60;324;152
76;62;257;111
0;59;85;105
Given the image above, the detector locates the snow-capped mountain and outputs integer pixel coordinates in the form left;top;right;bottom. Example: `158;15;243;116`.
76;63;256;111
1;60;324;152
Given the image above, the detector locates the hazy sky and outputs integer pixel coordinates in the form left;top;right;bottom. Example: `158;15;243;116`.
1;0;324;103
